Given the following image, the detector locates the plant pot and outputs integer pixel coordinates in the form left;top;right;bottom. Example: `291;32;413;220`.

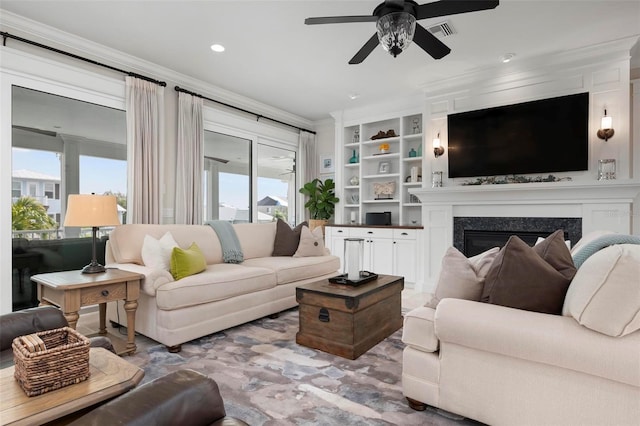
309;219;328;239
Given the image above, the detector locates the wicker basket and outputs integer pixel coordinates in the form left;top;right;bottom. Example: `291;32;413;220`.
12;327;91;397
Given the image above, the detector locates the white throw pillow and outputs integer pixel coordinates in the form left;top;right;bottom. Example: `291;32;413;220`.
426;246;500;308
141;232;179;270
536;236;572;250
293;226;325;257
564;244;640;337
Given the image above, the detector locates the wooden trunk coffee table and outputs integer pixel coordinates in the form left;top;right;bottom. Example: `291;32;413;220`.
0;347;144;426
296;274;404;360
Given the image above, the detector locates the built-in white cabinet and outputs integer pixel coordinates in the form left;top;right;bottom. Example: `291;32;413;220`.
339;113;424;226
325;225;423;287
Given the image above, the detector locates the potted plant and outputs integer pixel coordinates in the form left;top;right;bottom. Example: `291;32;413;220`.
299;178;339;233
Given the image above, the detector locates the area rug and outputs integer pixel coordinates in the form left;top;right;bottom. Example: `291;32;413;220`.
126;308;479;426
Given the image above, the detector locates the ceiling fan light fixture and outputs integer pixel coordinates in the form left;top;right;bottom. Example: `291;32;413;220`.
376;12;416;58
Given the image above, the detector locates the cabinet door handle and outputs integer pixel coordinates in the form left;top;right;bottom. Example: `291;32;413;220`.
393;241;397;244
367;231;373;234
401;232;408;235
101;290;109;297
337;230;343;233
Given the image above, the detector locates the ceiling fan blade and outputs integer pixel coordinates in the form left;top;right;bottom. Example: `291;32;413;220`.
413;23;451;59
349;33;380;65
305;15;377;25
415;0;499;20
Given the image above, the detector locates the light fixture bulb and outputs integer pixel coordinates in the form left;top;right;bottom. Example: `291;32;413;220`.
376;12;416;58
210;44;225;53
433;132;444;158
597;108;615;142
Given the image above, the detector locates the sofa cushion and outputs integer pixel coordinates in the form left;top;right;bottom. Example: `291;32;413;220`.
402;306;439;352
426;246;499;308
233;222;276;260
141;232;178;270
156;263;276;310
109;225;223;265
481;235;573;315
170;242;207;280
564;244;640;337
242;255;340;285
294;226;325;257
272;220;307;256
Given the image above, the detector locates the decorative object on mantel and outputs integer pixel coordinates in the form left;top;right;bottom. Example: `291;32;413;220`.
461;174;573;186
373;181;395;199
349;150;358;164
349;175;359;186
353;128;360;143
378;143;390;153
432;171;443;188
371;130;397;140
378;161;391;174
596;108;614;142
597;159;616;180
408;148;417;157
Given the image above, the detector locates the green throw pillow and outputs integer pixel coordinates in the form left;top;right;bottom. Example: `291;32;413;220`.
170;242;206;280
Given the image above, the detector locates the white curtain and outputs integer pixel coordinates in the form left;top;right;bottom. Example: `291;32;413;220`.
125;76;164;224
300;131;317;183
175;92;204;224
299;130;317;221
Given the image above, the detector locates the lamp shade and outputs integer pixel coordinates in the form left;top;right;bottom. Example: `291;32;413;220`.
601;115;612;130
64;194;121;227
376;12;416;57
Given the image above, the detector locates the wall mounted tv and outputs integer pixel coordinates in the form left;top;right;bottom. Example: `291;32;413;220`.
447;92;589;178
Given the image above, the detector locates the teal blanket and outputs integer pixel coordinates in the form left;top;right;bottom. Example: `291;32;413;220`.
572;234;640;268
205;220;244;264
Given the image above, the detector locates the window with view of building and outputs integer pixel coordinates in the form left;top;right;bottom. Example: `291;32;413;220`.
10;86;126;311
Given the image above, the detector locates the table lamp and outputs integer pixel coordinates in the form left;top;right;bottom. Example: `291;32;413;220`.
63;194;120;273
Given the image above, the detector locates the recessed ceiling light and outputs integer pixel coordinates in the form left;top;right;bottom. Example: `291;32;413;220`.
500;53;516;63
348;93;360;100
210;44;225;53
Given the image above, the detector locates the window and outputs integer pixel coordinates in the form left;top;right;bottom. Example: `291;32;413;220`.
11;181;20;198
10;86;126;310
44;182;54;199
257;144;296;225
203;131;251;223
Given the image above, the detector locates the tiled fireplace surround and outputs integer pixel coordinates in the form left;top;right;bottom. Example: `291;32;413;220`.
410;180;640;293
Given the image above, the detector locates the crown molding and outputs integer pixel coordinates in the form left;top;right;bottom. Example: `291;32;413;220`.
420;35;640;96
0;10;314;130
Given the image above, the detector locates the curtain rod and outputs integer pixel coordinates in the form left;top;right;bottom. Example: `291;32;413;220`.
1;31;167;87
174;86;316;135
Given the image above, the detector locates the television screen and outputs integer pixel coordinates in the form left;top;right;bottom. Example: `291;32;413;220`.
447;92;589;178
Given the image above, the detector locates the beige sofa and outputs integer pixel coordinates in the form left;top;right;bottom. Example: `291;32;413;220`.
105;223;340;351
402;243;640;426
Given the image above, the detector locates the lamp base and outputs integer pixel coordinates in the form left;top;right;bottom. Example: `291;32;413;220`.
81;262;106;274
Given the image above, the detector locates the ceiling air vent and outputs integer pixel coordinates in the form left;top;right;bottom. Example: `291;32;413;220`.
427;21;456;37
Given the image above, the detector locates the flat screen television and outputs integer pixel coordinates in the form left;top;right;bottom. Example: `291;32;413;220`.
447;92;589;178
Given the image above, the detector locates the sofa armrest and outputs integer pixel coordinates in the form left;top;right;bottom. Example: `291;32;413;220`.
106;264;174;296
69;369;240;426
435;299;640;387
402;306;439;353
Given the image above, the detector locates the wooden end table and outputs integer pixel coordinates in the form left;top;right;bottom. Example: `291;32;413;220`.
0;347;144;425
31;269;142;356
296;274;404;360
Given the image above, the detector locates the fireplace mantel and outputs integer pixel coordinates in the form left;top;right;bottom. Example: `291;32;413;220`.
410;179;640;205
409;180;640;293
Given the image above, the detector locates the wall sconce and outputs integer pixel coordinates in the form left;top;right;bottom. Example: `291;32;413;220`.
433;132;445;158
597;109;614;142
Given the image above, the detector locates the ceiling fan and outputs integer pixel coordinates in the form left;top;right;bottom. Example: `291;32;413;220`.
305;0;499;64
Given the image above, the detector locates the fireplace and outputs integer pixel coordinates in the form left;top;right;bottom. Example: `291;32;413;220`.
454;217;581;257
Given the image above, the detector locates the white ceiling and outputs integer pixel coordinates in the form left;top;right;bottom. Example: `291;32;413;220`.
1;0;639;122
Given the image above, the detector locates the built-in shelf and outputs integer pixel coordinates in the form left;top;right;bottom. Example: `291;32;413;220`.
340;113;424;226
